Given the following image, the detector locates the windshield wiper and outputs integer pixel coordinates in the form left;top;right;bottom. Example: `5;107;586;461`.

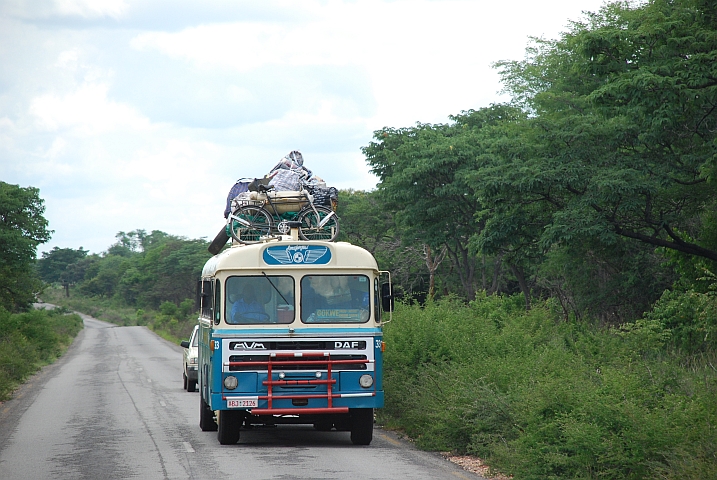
262;272;290;304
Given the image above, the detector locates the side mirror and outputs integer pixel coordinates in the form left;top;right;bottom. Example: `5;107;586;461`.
195;280;203;311
381;283;394;312
197;279;214;319
180;340;190;348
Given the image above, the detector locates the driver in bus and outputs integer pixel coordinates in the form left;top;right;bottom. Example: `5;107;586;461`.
230;284;267;323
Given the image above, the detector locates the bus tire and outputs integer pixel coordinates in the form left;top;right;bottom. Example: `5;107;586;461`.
208;227;229;255
217;410;243;445
350;408;373;445
200;395;217;432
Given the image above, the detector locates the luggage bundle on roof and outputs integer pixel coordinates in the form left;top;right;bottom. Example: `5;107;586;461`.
209;151;340;254
223;150;337;219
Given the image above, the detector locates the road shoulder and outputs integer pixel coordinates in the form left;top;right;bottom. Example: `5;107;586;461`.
0;326;86;454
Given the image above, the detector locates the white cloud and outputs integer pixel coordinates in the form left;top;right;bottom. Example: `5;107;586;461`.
43;136;67;158
124;139;220;188
127;0;602;128
54;0;129;18
0;0;129;20
129;2;460;71
55;49;79;68
226;85;256;104
29;83;152;135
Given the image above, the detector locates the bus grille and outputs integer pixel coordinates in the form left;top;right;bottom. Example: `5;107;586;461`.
228;354;368;371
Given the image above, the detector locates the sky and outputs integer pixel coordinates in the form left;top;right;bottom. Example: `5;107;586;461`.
0;0;608;255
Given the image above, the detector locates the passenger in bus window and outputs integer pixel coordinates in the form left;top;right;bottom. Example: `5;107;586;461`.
311;276;351;305
301;276;326;322
302;275;371;322
230;284;268;323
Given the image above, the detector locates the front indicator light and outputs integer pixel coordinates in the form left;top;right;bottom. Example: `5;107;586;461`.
224;375;238;390
359;374;374;388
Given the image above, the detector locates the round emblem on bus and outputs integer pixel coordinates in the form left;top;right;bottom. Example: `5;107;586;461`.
292;252;305;263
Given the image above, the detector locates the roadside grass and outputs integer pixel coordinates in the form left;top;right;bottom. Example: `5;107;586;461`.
0;306;83;402
380;294;717;479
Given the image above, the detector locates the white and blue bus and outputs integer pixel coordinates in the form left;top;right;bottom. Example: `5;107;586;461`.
197;234;392;445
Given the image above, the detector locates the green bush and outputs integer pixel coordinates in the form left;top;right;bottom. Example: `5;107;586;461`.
635;288;717;356
159;301;178;316
179;298;195;317
0;306;83;401
381;295;717;479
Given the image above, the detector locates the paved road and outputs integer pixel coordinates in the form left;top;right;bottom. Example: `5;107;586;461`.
0;310;484;480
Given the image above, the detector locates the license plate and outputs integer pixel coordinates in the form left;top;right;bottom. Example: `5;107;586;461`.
226;397;258;408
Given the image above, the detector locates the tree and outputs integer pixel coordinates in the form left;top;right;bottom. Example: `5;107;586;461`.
37;247;89;297
76;230;211;308
143;237;210;306
490;0;717;264
337;189;428;299
80;255;128;298
0;182;52;311
421;244;447;299
337;189;395;257
363;104;528;301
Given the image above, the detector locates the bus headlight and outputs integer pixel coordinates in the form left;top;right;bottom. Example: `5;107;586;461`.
359;374;374;388
224;375;238;390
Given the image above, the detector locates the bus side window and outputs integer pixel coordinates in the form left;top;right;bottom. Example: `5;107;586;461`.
214;279;221;324
374;278;380;323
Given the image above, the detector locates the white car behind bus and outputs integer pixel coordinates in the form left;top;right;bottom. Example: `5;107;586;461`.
180;325;199;392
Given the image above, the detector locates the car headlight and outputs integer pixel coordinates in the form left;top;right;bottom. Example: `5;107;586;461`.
189;357;198;365
359;374;374;388
224;375;238;390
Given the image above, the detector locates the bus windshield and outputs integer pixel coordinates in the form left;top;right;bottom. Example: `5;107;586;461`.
225;275;295;324
301;275;370;323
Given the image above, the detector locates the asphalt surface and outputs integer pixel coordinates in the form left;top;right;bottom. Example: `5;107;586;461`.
0;308;486;480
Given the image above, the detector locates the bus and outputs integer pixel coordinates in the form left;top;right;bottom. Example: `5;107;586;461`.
197;234;392;445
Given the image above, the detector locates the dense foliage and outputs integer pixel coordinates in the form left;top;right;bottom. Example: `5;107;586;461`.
0;181;52;312
36;230;213;342
382;293;717;479
0;306;83;401
37;230;211;308
358;0;717;325
489;0;717;265
355;1;717;477
0;182;85;401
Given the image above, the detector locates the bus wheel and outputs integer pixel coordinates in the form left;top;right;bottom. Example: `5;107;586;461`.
218;410;243;445
200;396;217;432
350;408;373;445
